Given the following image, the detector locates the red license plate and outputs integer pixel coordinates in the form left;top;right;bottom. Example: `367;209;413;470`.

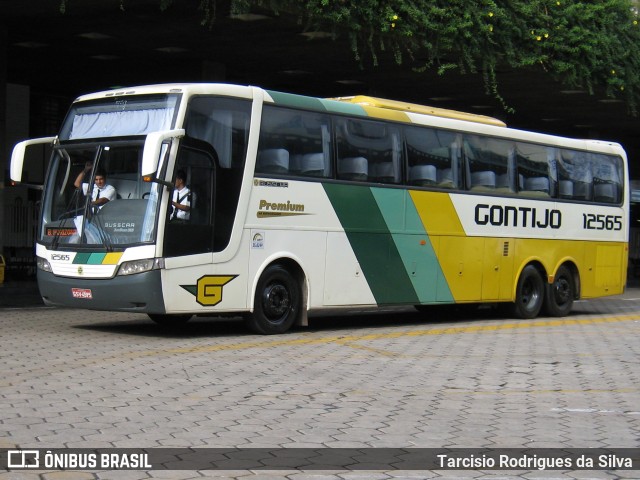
71;288;93;299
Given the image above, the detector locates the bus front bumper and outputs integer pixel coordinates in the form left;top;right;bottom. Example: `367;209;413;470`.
37;269;165;313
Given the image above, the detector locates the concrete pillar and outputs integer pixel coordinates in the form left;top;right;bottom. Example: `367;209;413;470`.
0;25;7;256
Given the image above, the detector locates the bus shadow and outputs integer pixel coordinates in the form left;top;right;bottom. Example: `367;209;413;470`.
74;304;525;338
74;315;250;338
306;305;492;332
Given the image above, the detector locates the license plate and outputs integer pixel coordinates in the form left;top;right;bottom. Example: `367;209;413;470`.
71;288;93;299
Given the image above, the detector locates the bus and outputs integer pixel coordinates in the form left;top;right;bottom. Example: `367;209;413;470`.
10;83;628;334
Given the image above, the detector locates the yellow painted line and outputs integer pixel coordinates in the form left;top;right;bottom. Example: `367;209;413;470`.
334;340;404;357
444;387;639;396
147;313;640;357
1;313;637;390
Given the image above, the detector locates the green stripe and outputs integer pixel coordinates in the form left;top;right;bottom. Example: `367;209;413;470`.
371;188;454;303
323;183;418;305
266;90;327;111
73;253;91;264
73;252;107;265
87;253;106;265
320;99;368;116
266;90;369;117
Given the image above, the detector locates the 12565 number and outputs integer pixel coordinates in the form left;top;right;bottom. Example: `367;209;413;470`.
582;213;622;231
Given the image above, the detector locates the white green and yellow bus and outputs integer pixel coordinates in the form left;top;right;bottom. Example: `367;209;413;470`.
10;84;628;334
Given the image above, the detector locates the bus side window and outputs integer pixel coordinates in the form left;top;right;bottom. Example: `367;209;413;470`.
184;96;250;252
591;153;623;204
464;135;512;192
516;142;552;197
405;126;457;188
558;149;592;200
185;97;251;170
336;118;400;183
257;106;332;178
257;149;289;174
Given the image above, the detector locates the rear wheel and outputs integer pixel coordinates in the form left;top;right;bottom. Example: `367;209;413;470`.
512;265;544;319
544;265;575;317
246;265;301;335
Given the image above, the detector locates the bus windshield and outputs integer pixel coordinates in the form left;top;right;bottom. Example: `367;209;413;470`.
59;94;180;141
40;142;162;248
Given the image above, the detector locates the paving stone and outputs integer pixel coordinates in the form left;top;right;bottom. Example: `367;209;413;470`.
2;291;640;480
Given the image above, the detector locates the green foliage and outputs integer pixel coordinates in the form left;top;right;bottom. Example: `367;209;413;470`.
231;0;640;112
59;0;640;112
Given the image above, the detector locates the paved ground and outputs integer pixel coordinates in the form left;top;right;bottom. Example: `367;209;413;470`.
0;282;639;479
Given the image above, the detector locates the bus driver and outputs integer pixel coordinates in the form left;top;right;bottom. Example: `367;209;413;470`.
74;162;117;211
170;169;191;222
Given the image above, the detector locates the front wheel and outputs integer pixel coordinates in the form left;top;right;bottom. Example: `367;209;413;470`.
512;265;544;319
246;265;301;335
544;265;575;317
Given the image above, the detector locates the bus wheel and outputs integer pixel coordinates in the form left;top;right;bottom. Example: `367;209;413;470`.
148;313;192;326
247;265;300;335
544;265;574;317
512;265;544;319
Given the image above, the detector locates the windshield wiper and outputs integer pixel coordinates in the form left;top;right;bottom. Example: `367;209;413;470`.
52;187;82;250
88;209;113;252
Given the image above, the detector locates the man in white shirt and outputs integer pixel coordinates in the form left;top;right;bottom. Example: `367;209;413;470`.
170;169;191;222
74;163;117;211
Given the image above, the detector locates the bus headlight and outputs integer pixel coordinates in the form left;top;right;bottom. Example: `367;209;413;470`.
117;258;164;276
37;257;52;272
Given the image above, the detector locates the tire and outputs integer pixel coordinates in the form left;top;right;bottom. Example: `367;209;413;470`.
246;265;301;335
544;265;575;317
511;265;544;319
148;313;192;326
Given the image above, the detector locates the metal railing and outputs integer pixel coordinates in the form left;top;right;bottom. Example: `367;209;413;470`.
3;201;38;248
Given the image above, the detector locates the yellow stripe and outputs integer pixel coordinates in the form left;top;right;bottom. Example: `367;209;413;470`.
409;190;483;300
102;252;123;265
360;105;410;123
332;95;507;126
409;191;464;235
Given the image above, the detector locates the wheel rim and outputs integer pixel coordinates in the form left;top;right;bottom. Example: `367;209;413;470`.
553;277;571;306
262;282;291;322
521;277;540;310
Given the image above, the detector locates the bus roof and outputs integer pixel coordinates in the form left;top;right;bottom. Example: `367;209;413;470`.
72;84;500;128
69;84;624;157
330;95;507;128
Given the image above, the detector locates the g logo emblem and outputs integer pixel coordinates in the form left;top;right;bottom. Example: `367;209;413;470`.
196;275;237;306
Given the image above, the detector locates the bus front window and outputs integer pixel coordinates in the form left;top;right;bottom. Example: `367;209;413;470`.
41;143;162;247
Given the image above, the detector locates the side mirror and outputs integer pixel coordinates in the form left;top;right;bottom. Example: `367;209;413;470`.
10;136;56;183
141;129;185;178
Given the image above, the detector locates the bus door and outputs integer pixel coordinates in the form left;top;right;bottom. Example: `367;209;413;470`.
163;139;216;257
